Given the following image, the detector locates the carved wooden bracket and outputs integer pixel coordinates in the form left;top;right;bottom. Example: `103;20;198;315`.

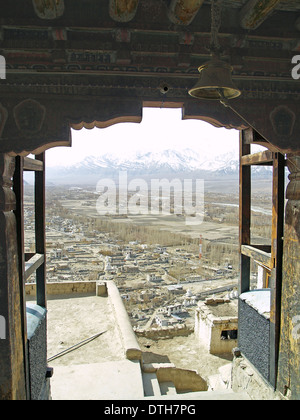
184;97;300;154
168;0;204;26
225;99;300;154
0;98;70;156
183;99;247;130
32;0;65;19
0;97;143;156
109;0;140;23
239;0;281;30
286;155;300;201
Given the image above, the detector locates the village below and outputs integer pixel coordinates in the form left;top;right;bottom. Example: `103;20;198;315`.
24;180;273;386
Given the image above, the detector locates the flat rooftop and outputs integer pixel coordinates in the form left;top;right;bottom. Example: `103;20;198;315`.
46;294;124;367
26;283;145;400
207;301;238;319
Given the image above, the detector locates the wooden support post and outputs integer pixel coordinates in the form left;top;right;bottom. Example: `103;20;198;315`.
34;154;46;309
239;129;251;294
278;154;300;399
13;156;31;399
0;154;26;400
269;152;285;389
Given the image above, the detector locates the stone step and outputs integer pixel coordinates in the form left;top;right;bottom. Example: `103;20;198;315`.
145;389;251;400
208;363;232;391
142;372;161;397
143;362;175;373
219;363;233;385
207;373;228;391
50;360;144;400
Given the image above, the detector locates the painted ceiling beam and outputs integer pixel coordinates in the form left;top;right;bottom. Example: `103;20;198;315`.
167;0;204;26
239;0;281;30
109;0;139;23
32;0;65;19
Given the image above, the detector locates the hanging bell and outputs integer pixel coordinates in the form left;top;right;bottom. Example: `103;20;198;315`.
188;56;241;100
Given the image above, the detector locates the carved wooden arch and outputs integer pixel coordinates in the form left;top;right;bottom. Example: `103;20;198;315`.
0;96;243;157
0;94;299;157
69;99;249;136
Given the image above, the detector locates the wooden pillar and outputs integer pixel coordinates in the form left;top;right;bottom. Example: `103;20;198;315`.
35;153;46;309
277;154;300;400
269;152;285;388
0;154;26;400
239;130;251;294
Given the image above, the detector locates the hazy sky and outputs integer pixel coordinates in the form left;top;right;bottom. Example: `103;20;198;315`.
46;107;240;167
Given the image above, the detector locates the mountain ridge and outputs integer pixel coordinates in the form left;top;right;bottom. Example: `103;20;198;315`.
46;148;272;185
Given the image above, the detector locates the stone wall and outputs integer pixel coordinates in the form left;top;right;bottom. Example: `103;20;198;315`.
25;281;97;297
106;280;142;360
134;324;193;340
156;366;208;393
143;362;208;393
26;303;49;400
238;292;270;382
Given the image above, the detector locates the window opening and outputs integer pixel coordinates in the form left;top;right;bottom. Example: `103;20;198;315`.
221;330;238;340
21;107;275;394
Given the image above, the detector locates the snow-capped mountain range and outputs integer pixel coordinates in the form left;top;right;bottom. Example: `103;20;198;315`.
46;148;272;185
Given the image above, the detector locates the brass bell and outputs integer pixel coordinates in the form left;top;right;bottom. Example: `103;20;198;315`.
188;56;241;101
